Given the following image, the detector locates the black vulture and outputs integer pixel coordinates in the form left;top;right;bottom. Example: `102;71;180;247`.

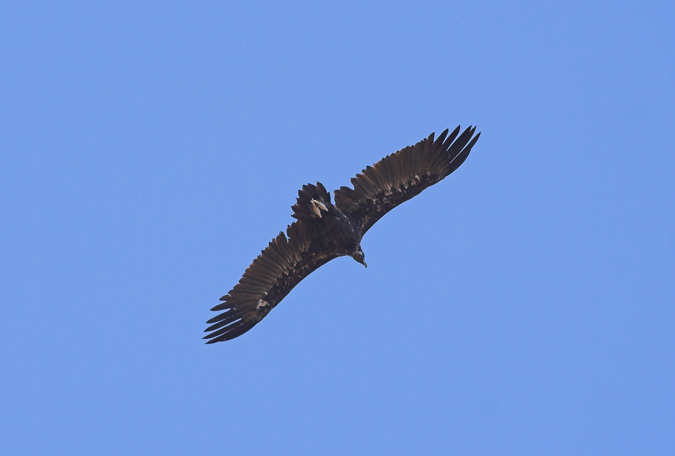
204;126;480;343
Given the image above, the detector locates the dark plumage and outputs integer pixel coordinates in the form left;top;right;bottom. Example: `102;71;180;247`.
204;126;480;343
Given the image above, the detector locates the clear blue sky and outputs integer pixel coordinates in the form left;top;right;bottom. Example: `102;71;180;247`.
2;2;673;454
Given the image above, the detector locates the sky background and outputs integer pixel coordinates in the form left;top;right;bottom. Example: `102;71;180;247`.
2;1;674;455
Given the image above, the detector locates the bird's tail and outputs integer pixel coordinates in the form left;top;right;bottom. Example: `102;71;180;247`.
291;182;332;221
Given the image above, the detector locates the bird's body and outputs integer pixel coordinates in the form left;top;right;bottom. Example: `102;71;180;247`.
205;126;480;343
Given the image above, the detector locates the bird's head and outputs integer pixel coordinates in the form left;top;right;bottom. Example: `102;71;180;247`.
351;247;367;268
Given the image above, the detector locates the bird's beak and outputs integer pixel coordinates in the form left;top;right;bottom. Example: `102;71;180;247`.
362;261;367;268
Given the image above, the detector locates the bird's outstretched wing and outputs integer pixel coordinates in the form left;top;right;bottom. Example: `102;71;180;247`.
334;126;480;234
204;221;340;343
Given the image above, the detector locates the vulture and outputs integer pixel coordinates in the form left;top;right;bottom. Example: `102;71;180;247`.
204;126;480;343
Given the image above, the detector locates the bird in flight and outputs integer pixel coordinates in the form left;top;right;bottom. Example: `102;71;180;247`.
204;126;480;343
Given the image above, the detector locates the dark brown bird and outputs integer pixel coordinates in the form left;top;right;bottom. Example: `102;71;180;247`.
204;126;480;343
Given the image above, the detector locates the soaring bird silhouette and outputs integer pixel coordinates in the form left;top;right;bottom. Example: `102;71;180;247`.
204;126;480;343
